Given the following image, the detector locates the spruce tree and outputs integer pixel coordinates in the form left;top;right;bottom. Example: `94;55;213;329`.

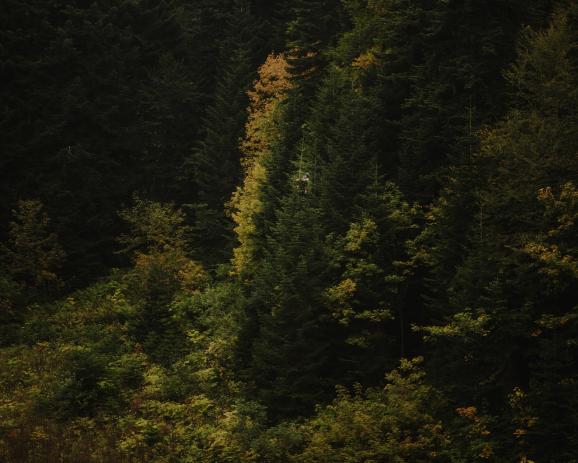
248;191;340;419
188;0;262;265
416;6;578;459
0;0;203;284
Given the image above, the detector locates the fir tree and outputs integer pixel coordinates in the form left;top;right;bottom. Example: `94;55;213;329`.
188;0;262;265
248;192;338;419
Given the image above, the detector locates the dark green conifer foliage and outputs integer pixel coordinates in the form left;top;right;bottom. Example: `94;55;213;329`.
251;0;294;52
245;1;348;266
253;97;309;255
312;75;383;232
417;6;578;460
3;1;578;460
188;1;264;265
286;0;344;96
248;192;339;419
325;183;420;386
337;0;552;203
0;0;204;285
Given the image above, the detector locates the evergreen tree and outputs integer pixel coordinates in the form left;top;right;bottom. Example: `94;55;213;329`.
416;6;578;459
286;0;344;97
248;192;338;419
188;0;263;265
0;0;204;284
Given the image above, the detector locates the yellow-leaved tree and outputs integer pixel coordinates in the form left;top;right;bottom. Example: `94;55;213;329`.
230;53;292;277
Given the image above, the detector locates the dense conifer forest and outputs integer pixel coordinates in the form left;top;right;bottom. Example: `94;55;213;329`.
1;1;577;461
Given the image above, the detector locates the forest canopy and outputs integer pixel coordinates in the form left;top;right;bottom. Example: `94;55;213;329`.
1;0;577;461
